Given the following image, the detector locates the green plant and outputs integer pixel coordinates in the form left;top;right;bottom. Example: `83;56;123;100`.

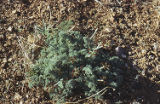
27;21;125;103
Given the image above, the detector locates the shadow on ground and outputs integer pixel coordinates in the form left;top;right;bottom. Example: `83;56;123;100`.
100;48;160;104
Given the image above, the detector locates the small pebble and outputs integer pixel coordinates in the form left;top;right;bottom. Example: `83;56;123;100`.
131;101;141;104
8;58;12;62
141;49;146;54
141;70;145;76
0;35;4;39
14;93;22;100
153;42;159;51
12;10;17;14
8;0;13;3
3;58;7;63
115;46;127;58
7;26;12;32
156;65;160;72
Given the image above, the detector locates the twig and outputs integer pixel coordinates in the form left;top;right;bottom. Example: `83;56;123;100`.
53;79;63;87
94;0;103;6
94;42;103;51
90;28;98;39
69;25;75;32
66;86;115;104
116;0;122;5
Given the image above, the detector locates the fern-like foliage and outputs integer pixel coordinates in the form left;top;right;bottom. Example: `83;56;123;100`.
28;21;125;103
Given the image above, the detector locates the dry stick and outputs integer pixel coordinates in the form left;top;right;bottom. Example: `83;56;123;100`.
116;0;122;5
94;0;103;6
94;42;103;51
69;25;75;32
90;28;98;40
66;86;115;104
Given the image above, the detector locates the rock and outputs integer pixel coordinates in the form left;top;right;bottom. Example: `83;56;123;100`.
141;49;146;54
153;42;159;51
12;10;17;14
115;46;127;58
7;26;12;32
14;93;22;101
8;0;13;3
19;100;23;104
3;58;7;63
131;101;141;104
8;58;12;62
0;35;4;40
156;65;160;72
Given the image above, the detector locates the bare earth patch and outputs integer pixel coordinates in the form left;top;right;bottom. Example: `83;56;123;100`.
0;0;159;103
